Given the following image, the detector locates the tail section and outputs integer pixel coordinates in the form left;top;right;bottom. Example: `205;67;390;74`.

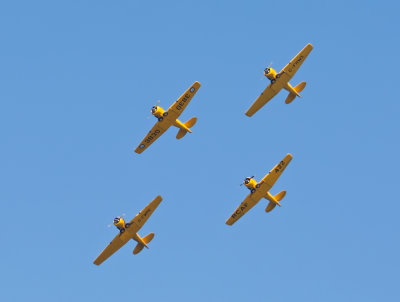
132;233;155;255
285;81;306;104
274;190;286;202
185;117;197;128
265;190;286;213
176;117;197;139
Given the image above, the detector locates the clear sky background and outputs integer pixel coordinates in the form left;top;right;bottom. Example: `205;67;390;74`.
1;1;399;301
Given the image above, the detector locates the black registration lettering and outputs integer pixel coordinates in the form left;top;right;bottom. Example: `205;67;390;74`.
145;129;161;144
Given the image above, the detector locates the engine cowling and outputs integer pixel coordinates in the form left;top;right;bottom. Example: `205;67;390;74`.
151;106;165;118
264;67;277;81
244;177;257;190
113;217;126;230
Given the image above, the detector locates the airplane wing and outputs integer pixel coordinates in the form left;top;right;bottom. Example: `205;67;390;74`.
165;81;201;121
226;194;263;226
93;231;131;266
258;153;293;191
245;83;282;117
129;195;163;231
277;43;313;83
134;119;172;154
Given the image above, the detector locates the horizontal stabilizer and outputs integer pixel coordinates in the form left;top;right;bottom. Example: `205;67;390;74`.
265;202;276;213
133;233;155;255
274;190;286;201
176;129;187;139
185;117;197;128
143;232;155;244
285;82;306;104
176;117;197;139
133;243;145;255
265;191;286;213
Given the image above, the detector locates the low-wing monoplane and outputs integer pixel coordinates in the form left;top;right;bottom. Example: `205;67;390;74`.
93;195;163;265
226;154;293;226
246;43;313;117
135;81;201;154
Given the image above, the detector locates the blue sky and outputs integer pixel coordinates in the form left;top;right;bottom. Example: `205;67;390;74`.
0;1;399;301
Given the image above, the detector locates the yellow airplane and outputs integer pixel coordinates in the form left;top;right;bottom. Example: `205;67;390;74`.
226;154;293;226
246;43;313;117
93;195;162;265
135;81;201;154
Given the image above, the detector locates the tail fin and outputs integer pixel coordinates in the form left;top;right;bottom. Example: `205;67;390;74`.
176;117;197;139
285;82;306;104
265;190;286;213
132;233;155;255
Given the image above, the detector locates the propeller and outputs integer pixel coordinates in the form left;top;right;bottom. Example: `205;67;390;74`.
147;100;160;119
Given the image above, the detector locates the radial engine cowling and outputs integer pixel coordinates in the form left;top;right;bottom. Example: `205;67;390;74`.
151;106;165;118
244;177;257;190
113;217;126;230
264;67;278;81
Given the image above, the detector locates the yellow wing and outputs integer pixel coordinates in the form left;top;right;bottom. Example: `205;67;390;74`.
245;83;283;117
134;119;172;154
226;194;263;226
93;231;131;266
129;195;163;231
277;43;313;83
259;153;293;190
165;81;201;120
